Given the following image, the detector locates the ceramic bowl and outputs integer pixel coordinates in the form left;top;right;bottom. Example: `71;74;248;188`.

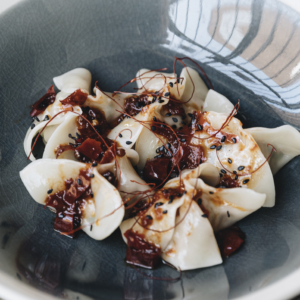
1;0;300;299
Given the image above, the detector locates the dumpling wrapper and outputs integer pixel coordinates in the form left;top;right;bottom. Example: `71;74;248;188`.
53;68;92;94
162;196;222;271
165;164;266;231
135;109;275;206
136;67;208;111
179;67;208;110
203;89;234;114
187;178;266;231
43;112;79;160
84;87;127;123
24;115;68;161
19;159;124;240
192;111;275;207
120;191;186;251
25;67;92;160
108;94;168;149
246;125;300;175
136;69;176;92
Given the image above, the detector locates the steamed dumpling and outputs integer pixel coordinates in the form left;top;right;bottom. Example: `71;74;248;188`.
24;68;92;160
246;125;300;175
20;159;124;240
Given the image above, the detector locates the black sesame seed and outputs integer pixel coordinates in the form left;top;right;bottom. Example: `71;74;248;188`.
76;133;81;139
232;138;237;143
188;113;193;118
180;139;186;143
178;127;183;130
77;179;82;185
90;225;93;231
135;102;140;108
153;116;157;121
155;91;159;95
181;121;186;125
119;133;123;138
220;173;223;177
126;141;132;145
221;136;226;143
31;123;35;129
177;78;180;83
151;126;156;132
172;125;177;129
58;212;64;219
216;145;222;151
202;214;208;218
69;142;75;146
210;145;216;149
156;148;160;153
209;191;214;195
89;174;95;178
146;215;153;220
221;169;226;174
90;192;94;198
164;92;170;97
154;155;162;158
92;162;97;167
198;198;202;205
243;179;250;184
183;191;187;195
235;175;238;180
161;124;166;128
47;189;53;194
227;211;230;218
159;146;164;152
177;193;182;197
152;96;157;102
155;202;164;209
169;195;174;201
158;99;164;103
228;158;232;164
233;171;237;175
169;82;173;88
197;124;203;131
238;166;245;171
43;115;49;121
172;117;178;123
167;143;171;149
163;210;168;214
166;113;172;117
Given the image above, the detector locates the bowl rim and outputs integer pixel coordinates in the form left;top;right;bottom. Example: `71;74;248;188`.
0;267;300;300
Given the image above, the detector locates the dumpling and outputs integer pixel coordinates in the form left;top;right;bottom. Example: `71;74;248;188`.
53;68;92;94
135;109;275;207
119;182;222;271
20;159;124;240
24;68;92;160
108;94;169;149
246;125;300;175
84;87;127;123
162;197;222;270
42;113;148;201
179;67;208;110
136;67;208;111
203;89;234;114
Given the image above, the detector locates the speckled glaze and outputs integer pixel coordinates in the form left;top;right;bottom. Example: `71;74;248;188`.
1;0;300;299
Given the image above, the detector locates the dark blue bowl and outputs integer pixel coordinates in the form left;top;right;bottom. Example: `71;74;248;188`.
1;0;300;299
